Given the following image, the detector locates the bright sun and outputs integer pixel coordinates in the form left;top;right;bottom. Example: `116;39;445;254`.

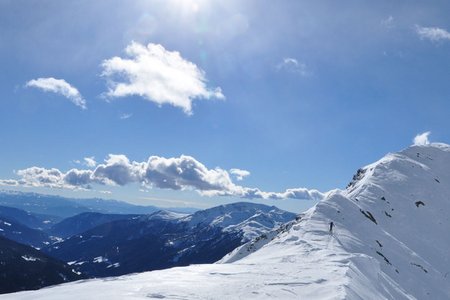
170;0;203;14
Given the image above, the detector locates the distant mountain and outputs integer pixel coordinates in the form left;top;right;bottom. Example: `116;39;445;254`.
163;206;199;214
0;236;84;294
181;202;297;241
0;216;52;249
43;203;295;278
0;191;163;218
49;212;140;238
17;143;450;299
0;205;59;230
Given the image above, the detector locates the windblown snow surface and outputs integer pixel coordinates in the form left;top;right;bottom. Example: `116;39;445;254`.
3;144;450;299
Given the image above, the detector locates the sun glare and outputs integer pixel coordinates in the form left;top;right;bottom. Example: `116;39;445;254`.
170;0;203;14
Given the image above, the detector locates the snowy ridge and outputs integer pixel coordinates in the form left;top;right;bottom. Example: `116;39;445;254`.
4;143;450;299
139;210;187;221
179;202;296;241
218;216;300;263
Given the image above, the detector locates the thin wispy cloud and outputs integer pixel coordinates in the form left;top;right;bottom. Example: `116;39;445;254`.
101;42;225;114
415;25;450;42
276;58;309;76
381;16;394;29
413;131;431;146
229;168;250;181
0;154;325;201
25;77;86;109
119;113;133;120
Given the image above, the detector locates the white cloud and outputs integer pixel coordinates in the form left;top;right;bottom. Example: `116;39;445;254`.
26;77;86;109
0;179;20;186
277;58;309;76
84;157;97;168
415;25;450;42
1;154;324;201
235;187;324;201
119;113;133;120
92;154;144;186
413;131;431;146
101;42;224;114
73;157;97;168
381;16;394;28
229;168;250;181
64;169;94;187
15;167;67;188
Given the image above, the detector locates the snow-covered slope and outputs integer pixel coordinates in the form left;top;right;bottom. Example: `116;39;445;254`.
141;209;188;221
4;143;450;299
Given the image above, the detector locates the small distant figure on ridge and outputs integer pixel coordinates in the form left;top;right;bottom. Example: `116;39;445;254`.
329;221;334;233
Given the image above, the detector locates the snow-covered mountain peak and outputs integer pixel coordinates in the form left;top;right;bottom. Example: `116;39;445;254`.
140;210;187;221
6;144;450;299
182;202;289;226
219;143;450;298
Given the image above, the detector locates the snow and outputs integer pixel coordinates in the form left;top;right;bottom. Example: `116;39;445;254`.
3;143;450;299
93;256;108;263
143;210;188;221
180;202;295;242
49;236;64;243
20;255;39;262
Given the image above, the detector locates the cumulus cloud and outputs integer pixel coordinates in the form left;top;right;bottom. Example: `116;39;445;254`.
0;154;324;201
25;77;86;109
413;131;431;146
416;25;450;42
93;154;145;186
237;187;324;201
101;42;224;114
229;168;250;181
276;58;309;76
64;169;94;187
0;179;20;186
15;167;66;188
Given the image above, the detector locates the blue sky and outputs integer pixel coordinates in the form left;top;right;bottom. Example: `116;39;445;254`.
1;0;450;212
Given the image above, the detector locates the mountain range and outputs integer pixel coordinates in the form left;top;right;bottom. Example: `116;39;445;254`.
42;203;295;277
0;191;164;218
6;143;450;299
0;192;295;294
